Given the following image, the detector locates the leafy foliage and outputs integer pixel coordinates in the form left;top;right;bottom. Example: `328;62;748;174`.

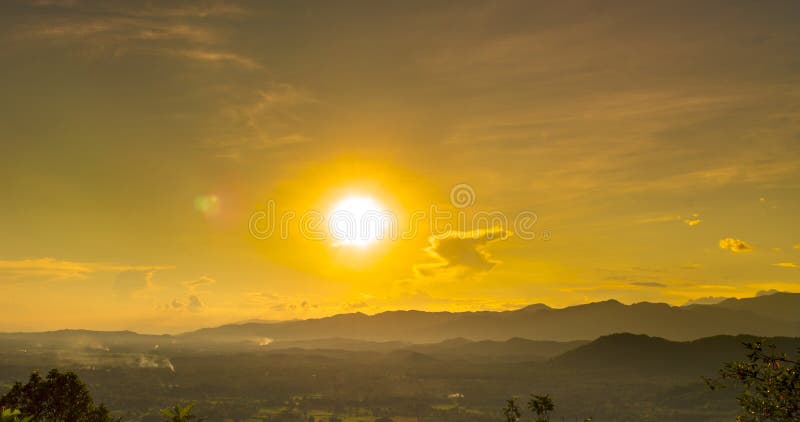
706;341;800;421
527;394;554;422
0;369;117;422
0;409;33;422
503;394;557;422
502;398;521;422
160;404;202;422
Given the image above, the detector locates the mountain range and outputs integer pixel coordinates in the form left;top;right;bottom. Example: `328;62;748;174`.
180;292;800;343
1;292;798;347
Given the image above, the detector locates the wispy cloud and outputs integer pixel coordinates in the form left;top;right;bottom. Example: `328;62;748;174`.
635;213;704;227
183;275;217;292
630;281;667;288
682;296;729;306
173;48;260;68
244;292;319;314
0;258;173;283
25;0;243;17
0;258;96;282
202;83;319;156
15;0;256;68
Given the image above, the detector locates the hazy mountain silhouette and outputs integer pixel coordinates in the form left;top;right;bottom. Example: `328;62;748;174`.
550;332;800;374
710;292;800;322
180;293;800;343
3;294;797;346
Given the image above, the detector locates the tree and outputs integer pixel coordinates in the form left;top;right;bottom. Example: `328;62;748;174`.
0;369;117;422
527;394;554;422
502;398;520;422
159;404;202;422
0;409;32;422
706;340;799;421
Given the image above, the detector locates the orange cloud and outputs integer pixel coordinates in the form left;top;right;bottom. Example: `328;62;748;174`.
719;237;753;253
0;258;173;283
683;213;702;226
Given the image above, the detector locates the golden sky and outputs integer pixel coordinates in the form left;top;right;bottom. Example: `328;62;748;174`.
1;0;799;333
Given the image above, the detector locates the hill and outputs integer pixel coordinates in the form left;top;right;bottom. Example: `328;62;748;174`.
551;333;800;374
710;292;800;322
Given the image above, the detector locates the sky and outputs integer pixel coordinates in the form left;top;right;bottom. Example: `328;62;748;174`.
0;0;799;333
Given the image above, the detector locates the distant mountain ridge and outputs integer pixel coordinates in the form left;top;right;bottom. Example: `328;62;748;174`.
2;293;797;344
551;332;800;374
711;292;800;322
181;292;800;343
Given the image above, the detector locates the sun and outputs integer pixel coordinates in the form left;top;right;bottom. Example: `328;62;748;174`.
328;196;391;248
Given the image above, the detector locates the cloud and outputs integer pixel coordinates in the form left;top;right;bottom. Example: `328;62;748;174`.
183;275;216;292
116;2;243;18
203;83;319;156
113;270;157;298
773;262;798;269
719;237;753;253
0;258;96;282
168;295;205;312
756;289;785;296
414;228;509;277
682;296;729;306
173;49;260;69
630;281;667;288
25;0;243;18
683;213;702;226
246;292;282;304
0;258;173;283
245;292;319;314
269;300;317;312
162;276;218;312
637;213;701;226
16;1;257;68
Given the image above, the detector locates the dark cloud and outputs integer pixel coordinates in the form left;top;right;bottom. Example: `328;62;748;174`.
169;295;205;312
187;295;204;312
269;300;317;312
415;229;509;278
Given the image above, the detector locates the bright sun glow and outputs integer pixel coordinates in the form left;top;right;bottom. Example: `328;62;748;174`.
328;196;390;248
